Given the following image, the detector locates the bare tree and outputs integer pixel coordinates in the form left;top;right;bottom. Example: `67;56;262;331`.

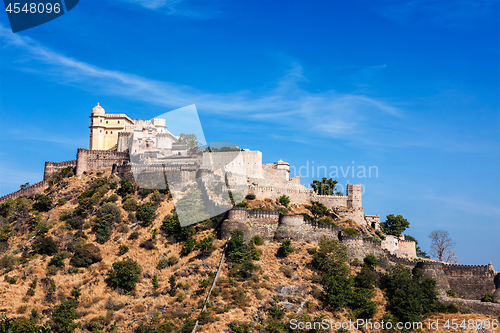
429;230;457;263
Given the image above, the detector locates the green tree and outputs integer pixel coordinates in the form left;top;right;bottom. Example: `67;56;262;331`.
305;201;329;219
278;195;290;207
227;230;248;263
311;178;343;196
136;202;157;226
70;244;102;267
380;214;410;236
33;194;53;212
108;259;142;292
178;133;201;149
383;264;437;327
277;240;293;257
52;299;80;333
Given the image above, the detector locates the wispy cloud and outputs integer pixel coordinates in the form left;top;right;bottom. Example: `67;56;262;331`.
426;194;500;218
119;0;221;18
3;24;487;153
0;25;405;146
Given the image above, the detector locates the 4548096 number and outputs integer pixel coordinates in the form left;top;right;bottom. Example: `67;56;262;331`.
5;2;61;14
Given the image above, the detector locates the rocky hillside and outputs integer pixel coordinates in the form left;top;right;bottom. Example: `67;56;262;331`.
0;168;498;333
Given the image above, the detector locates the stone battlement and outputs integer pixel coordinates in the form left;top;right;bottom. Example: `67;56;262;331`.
44;159;77;180
0;180;48;203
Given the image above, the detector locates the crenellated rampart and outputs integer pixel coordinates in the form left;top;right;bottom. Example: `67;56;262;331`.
76;148;129;175
0;180;48;203
44;160;77;180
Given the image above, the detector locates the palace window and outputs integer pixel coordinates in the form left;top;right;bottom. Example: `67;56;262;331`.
118;121;120;124
111;131;113;134
100;130;102;133
106;131;108;134
100;119;102;123
106;121;108;124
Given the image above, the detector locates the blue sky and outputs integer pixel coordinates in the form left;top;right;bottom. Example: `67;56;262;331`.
0;0;498;267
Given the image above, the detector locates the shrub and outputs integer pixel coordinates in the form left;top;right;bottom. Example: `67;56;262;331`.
33;194;53;212
364;254;378;267
446;289;456;298
74;230;87;239
199;279;210;289
97;203;121;221
139;240;156;250
152;275;159;289
343;228;359;236
180;238;196;256
268;305;286;320
4;275;16;284
169;275;177;296
109;182;118;190
118;245;129;255
108;258;142;292
107;194;119;202
117;179;134;197
128;230;140;240
195;235;215;253
432;304;459;313
70;243;102;267
35;236;58;255
229;321;252;333
236;201;249;208
161;214;181;236
227;230;248;263
49;166;74;186
123;197;138;212
245;193;256;200
48;253;68;269
277;240;293;257
67;216;85;230
251;236;264;246
136;202;156;226
52;299;79;332
150;190;162;205
482;293;494;302
305;201;329;219
278;195;290;207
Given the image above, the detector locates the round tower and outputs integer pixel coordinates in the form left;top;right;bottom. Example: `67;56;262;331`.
89;102;106;150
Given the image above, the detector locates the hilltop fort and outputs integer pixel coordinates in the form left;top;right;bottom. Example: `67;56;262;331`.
0;103;498;318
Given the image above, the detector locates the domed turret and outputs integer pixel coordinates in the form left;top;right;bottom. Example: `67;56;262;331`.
91;102;105;116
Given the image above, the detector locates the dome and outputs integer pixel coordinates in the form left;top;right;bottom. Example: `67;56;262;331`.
92;102;105;115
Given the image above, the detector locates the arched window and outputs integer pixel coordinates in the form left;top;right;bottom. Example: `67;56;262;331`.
106;131;108;134
100;119;102;123
106;121;108;124
111;131;113;134
118;121;120;124
100;130;102;133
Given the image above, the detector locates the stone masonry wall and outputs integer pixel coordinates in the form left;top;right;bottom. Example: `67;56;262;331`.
44;160;77;180
443;264;497;300
76;148;129;175
0;180;48;203
436;297;500;316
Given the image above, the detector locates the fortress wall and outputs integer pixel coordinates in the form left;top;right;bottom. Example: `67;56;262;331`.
248;186;312;204
202;150;263;179
117;132;132;152
44;160;77;180
275;214;339;242
0;180;49;203
311;194;349;209
442;264;497;300
76;149;129;175
436;297;500;317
